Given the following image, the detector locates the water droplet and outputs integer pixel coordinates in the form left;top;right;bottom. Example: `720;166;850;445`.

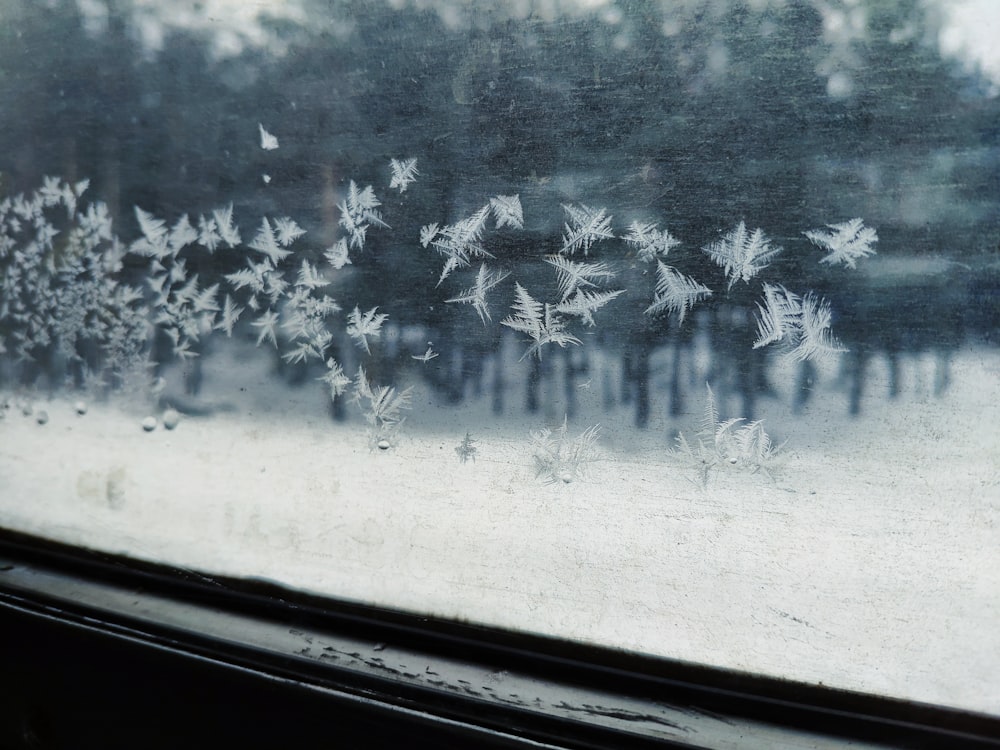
141;416;157;432
74;400;88;415
162;408;180;430
36;410;49;425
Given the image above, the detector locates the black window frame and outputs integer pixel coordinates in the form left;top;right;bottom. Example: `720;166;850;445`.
1;527;998;749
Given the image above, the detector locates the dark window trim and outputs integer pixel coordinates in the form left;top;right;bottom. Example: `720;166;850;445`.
1;527;998;749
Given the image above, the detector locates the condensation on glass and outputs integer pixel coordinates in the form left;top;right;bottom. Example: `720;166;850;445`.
1;0;998;715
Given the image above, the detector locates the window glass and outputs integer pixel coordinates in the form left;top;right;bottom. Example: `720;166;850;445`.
1;0;998;715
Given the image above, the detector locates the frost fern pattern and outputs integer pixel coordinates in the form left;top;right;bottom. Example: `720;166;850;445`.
2;153;877;458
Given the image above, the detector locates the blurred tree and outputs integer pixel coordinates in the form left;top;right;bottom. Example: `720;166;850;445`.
1;0;996;415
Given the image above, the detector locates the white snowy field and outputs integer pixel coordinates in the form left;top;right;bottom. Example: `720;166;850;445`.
1;338;998;716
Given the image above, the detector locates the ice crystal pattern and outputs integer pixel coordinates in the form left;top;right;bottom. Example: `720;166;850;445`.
411;345;438;362
426;203;493;285
0;178;148;385
704;221;781;290
455;432;478;463
544;256;616;302
339;181;388;250
389;158;419;193
645;261;712;324
281;266;339;365
445;263;510;324
805;218;878;269
352;366;413;448
752;284;845;362
752;283;801;349
424;193;521;287
530;418;601;484
556;288;625;328
258;123;279;150
346;306;389;354
675;385;782;486
324;238;352;269
623;221;681;263
560;203;614;256
318;357;351;400
2;163;878;450
791;293;847;362
501;283;581;360
489;194;524;230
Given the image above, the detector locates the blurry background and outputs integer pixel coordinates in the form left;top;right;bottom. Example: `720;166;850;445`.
2;5;999;711
1;0;998;425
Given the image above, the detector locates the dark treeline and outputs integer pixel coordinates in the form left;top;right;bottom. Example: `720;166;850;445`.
1;0;998;423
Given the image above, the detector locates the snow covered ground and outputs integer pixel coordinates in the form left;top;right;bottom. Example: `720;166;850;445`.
1;338;998;715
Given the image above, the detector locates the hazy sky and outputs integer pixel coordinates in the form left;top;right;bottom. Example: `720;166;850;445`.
71;0;1000;93
937;0;1000;91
